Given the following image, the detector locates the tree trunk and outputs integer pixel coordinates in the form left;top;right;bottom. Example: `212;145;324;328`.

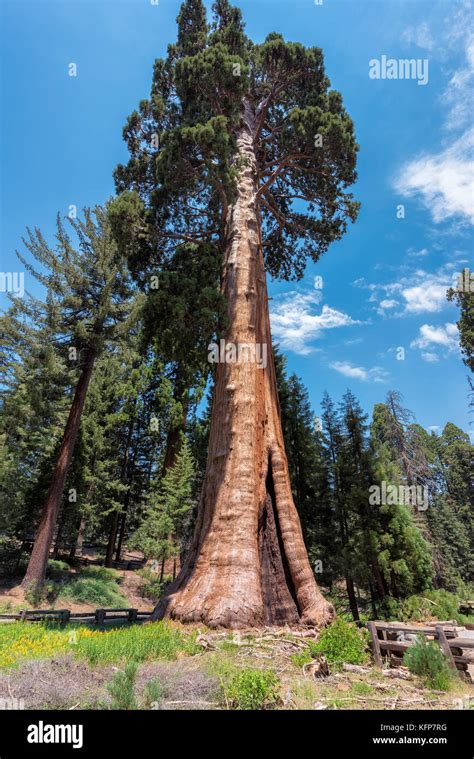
161;391;188;475
345;572;360;622
105;415;135;567
151;100;333;628
70;515;86;559
22;349;96;587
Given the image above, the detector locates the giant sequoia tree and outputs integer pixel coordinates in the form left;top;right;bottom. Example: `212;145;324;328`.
112;0;359;627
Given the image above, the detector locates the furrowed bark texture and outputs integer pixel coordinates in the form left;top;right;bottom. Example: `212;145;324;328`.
22;349;96;587
152;101;334;628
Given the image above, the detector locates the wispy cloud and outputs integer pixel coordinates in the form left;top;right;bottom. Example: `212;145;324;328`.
354;266;454;316
402;22;434;51
270;291;359;355
394;130;474;224
330;361;389;384
411;322;459;360
396;5;474;226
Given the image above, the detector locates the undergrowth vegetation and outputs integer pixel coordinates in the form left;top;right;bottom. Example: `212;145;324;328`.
22;563;128;608
309;618;369;666
0;621;200;669
404;635;458;691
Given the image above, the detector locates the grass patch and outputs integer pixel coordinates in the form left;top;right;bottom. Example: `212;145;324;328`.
351;681;374;696
59;566;127;607
291;650;313;668
22;564;128;609
0;620;201;669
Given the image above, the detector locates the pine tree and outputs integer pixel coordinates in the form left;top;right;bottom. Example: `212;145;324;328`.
19;206;131;587
129;438;195;578
112;0;358;628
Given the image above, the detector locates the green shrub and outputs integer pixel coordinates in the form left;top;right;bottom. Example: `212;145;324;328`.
137;569;170;602
380;589;474;626
46;559;70;580
58;565;125;607
226;668;279;710
310;618;369;666
24;580;49;607
404;635;456;691
106;662;138;710
143;678;163;709
291;650;313;668
0;537;22;574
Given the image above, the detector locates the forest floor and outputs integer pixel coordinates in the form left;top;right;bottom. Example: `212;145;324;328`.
0;558;154;614
0;621;472;711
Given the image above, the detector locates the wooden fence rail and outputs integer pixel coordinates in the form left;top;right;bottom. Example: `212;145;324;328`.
367;620;474;676
0;607;153;626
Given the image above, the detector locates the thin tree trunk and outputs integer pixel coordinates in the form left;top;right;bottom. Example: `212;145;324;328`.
105;513;119;568
105;415;135;567
345;573;360;622
115;490;131;564
22;349;96;587
151;100;333;628
162;391;188;475
70;515;86;559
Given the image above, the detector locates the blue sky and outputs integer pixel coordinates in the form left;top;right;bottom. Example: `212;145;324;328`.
1;0;473;437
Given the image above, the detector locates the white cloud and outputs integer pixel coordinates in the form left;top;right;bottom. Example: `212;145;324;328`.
394;129;474;224
377;298;399;315
355;266;454;316
407;247;429;258
411;322;459;359
330;361;389;384
442;30;474;131
402;22;434;51
421;352;440;363
401;280;451;314
270;291;359;355
395;7;474;226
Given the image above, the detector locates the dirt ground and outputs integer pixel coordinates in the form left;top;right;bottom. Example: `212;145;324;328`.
0;629;471;711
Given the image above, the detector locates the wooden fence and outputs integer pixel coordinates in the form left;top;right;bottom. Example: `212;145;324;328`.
367;620;474;675
0;607;153;626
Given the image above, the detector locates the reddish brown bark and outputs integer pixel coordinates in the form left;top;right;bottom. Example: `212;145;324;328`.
151;101;334;629
22;349;96;587
161;393;188;475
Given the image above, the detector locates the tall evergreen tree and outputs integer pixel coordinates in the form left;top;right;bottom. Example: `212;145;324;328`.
19;207;131;587
129;438;195;579
112;0;359;628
